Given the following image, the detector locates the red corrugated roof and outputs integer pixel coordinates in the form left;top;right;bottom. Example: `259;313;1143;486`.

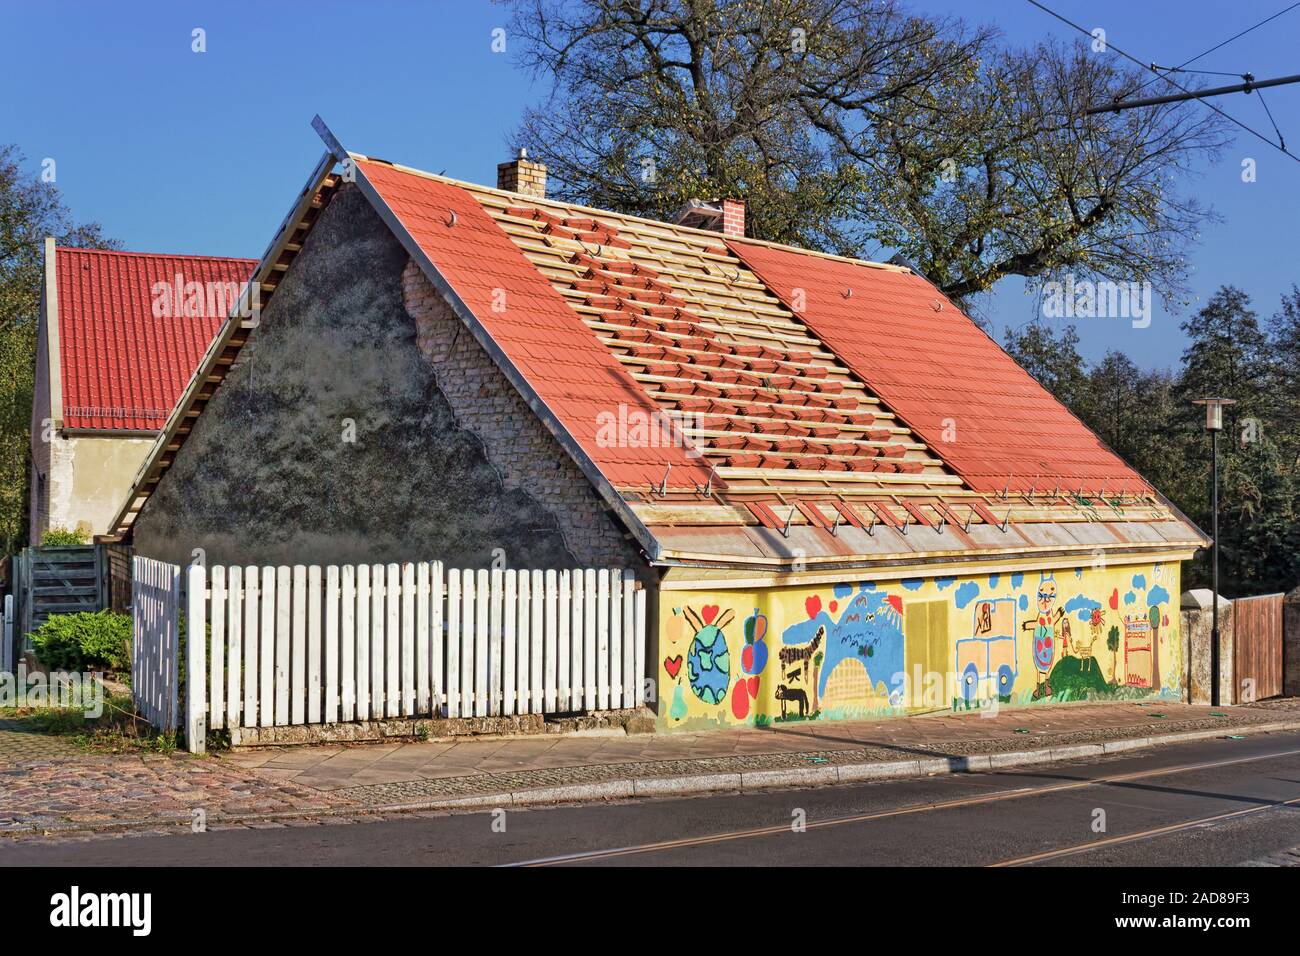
727;240;1151;495
357;160;714;491
55;247;255;431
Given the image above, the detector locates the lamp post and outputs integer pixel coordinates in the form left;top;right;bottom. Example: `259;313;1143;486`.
1191;397;1236;706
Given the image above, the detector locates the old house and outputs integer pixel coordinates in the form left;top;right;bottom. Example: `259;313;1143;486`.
30;242;254;541
108;120;1207;731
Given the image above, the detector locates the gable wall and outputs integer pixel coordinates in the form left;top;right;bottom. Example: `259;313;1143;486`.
130;183;644;574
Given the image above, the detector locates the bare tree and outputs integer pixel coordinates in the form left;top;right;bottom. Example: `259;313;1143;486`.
505;1;1228;303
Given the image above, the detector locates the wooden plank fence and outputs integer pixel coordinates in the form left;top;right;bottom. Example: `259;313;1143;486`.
132;556;181;732
171;562;645;752
1233;592;1284;702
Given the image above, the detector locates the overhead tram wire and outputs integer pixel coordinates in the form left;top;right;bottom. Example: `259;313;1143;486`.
1026;0;1300;165
1127;1;1300;97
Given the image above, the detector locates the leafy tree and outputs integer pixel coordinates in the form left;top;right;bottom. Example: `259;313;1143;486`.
1001;321;1087;409
1172;287;1294;595
1266;286;1300;468
0;144;116;554
507;0;1227;302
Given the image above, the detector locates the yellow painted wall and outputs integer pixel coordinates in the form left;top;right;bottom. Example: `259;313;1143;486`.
658;561;1182;730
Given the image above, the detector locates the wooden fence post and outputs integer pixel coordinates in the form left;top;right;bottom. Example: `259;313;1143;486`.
187;564;207;753
2;593;12;673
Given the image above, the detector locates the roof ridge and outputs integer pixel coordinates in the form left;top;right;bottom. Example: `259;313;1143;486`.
347;153;909;276
54;245;257;264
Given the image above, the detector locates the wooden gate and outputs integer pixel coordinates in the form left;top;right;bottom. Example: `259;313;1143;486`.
1232;592;1283;703
132;556;182;732
11;545;108;651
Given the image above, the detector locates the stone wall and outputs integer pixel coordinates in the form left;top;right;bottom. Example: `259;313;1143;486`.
131;182;644;573
1180;588;1234;704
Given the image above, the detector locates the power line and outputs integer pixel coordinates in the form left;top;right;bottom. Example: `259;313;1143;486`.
1026;0;1300;163
1129;1;1300;96
1086;72;1300;117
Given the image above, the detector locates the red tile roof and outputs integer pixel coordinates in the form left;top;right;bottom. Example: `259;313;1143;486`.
727;239;1151;495
55;247;255;431
357;160;715;491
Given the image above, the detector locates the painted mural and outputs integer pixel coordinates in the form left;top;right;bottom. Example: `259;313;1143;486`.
658;561;1182;730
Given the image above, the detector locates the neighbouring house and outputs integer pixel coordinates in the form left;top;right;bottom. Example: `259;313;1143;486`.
30;242;255;542
107;119;1208;731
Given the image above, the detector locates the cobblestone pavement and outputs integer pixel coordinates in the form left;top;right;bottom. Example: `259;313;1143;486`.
1;699;1296;839
0;751;348;836
0;718;79;760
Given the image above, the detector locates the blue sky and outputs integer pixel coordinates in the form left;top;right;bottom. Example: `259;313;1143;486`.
2;0;1296;369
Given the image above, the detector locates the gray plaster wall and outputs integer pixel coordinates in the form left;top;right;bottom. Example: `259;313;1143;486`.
132;183;636;570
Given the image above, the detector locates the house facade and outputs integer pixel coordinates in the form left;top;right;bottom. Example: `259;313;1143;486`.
30;242;254;542
109;120;1206;731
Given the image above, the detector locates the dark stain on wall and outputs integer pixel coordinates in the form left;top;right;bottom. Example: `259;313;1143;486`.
132;184;594;569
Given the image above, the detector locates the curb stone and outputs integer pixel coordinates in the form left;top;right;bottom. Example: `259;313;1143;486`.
5;718;1300;840
379;718;1300;812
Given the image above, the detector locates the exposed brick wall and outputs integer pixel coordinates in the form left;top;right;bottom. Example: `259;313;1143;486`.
402;260;643;571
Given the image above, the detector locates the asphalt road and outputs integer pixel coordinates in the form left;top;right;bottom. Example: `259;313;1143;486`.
4;731;1300;866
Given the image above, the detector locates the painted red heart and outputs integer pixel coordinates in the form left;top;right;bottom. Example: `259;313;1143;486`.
1109;588;1119;610
701;605;719;625
747;676;760;698
664;656;682;679
806;595;822;619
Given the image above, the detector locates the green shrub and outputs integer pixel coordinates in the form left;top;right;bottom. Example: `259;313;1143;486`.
31;611;132;672
41;527;89;547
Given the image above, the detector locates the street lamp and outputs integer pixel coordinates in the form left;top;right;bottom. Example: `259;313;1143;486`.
1191;397;1236;707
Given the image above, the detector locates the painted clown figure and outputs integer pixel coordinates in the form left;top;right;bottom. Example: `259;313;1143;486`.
1022;574;1065;699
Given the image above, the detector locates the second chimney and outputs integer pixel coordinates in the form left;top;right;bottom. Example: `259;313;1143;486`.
498;148;546;199
673;198;745;238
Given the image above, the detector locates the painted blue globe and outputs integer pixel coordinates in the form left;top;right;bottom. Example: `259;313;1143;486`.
687;626;730;705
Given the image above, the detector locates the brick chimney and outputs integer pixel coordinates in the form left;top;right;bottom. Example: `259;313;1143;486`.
673;198;745;238
721;199;745;238
497;148;546;199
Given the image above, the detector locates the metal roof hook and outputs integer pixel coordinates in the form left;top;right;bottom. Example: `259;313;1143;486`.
656;464;671;497
781;505;796;539
841;287;853;299
999;507;1012;533
446;209;458;227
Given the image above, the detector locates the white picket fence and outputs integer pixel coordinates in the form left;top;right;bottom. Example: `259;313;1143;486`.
179;562;646;752
2;593;14;673
132;556;181;731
